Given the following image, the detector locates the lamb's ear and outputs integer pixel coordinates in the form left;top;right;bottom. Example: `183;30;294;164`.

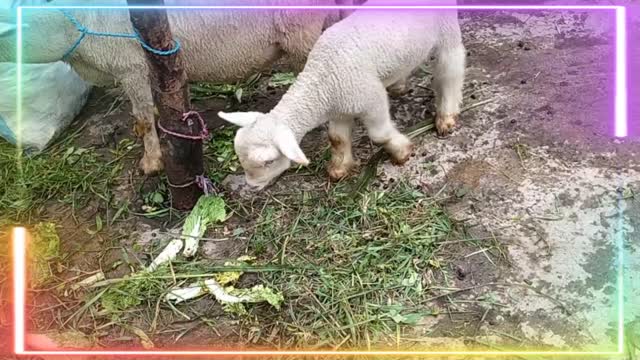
217;111;261;128
273;126;309;166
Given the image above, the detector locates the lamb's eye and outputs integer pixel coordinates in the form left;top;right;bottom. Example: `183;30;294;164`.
264;159;276;166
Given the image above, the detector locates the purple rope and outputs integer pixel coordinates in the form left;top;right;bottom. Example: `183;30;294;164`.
167;174;217;195
158;111;210;141
195;175;216;195
159;111;216;195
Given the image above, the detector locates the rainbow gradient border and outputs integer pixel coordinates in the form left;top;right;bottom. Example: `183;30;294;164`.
11;3;629;356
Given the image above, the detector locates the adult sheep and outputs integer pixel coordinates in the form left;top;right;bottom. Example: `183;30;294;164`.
0;0;354;175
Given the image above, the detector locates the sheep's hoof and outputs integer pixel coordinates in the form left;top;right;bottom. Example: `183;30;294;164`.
133;119;152;138
436;113;458;137
140;153;164;176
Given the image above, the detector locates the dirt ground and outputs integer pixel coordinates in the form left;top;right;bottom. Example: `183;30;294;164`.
1;2;639;359
381;5;640;354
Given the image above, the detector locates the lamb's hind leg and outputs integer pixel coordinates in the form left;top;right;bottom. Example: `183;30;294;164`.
387;66;416;97
327;116;356;181
432;35;466;136
120;74;163;175
360;83;413;165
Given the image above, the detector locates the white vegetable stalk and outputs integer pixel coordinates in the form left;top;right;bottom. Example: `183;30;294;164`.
165;282;206;304
165;278;249;304
145;196;225;272
204;278;250;303
163;256;283;309
145;239;183;272
71;271;105;291
181;217;202;258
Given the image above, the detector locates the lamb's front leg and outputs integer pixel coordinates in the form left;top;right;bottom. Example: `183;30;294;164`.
432;41;466;136
360;84;413;165
121;75;163;175
327;116;356;181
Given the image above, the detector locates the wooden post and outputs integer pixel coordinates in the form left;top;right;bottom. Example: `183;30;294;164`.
126;0;205;210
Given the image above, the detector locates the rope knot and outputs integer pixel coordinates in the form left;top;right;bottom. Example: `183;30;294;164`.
182;111;210;140
167;174;217;196
157;110;210;141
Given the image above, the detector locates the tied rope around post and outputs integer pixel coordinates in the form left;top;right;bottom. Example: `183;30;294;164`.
157;111;210;141
160;111;216;195
59;9;181;61
58;10;216;195
167;175;217;196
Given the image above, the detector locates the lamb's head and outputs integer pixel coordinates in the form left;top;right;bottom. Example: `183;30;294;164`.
218;111;310;190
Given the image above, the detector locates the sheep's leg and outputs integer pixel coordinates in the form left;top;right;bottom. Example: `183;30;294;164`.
335;0;356;21
327;116;356;180
280;19;325;73
120;75;163;175
281;42;313;74
432;41;466;136
361;85;413;165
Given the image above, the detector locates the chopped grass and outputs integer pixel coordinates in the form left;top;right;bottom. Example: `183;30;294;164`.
204;126;240;183
0;133;137;337
233;180;455;349
52;179;455;350
30;222;61;287
0;136;135;224
141;181;170;214
101;266;173;313
76;258;284;324
190;73;262;103
190;71;295;104
268;72;296;88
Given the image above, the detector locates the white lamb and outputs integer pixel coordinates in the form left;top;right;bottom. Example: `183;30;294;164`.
0;0;355;175
219;1;466;189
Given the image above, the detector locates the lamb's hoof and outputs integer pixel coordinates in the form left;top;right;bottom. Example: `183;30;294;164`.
328;163;353;181
436;113;458;137
388;84;411;98
391;145;413;165
140;154;164;176
387;137;413;166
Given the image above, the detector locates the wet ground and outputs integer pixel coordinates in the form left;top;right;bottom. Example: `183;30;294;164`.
378;3;640;354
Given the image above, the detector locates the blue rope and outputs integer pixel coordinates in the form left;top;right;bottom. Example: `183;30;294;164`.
60;9;181;61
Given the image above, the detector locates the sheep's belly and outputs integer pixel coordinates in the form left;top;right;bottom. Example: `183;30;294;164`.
181;42;284;84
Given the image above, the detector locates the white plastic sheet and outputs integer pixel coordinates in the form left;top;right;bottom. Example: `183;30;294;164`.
0;0;91;152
